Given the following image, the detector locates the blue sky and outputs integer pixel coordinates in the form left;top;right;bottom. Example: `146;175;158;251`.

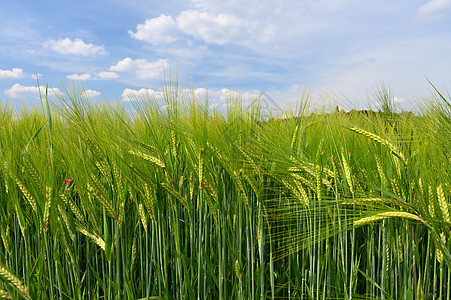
1;0;450;109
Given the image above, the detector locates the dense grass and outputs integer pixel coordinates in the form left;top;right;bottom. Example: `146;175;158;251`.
0;82;449;299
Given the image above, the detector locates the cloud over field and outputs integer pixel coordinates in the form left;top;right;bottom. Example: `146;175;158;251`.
43;38;107;56
110;57;169;79
121;88;164;102
0;68;27;79
96;71;119;80
129;14;179;44
4;83;61;99
66;73;92;80
84;89;101;98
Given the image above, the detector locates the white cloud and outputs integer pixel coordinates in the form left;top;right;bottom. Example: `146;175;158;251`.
4;83;61;99
0;68;26;79
176;10;252;45
184;87;208;99
43;38;107;56
416;0;451;22
130;9;256;46
219;88;260;102
109;57;169;79
121;88;164;102
66;73;91;80
85;89;101;98
96;71;119;80
129;14;178;44
109;57;134;72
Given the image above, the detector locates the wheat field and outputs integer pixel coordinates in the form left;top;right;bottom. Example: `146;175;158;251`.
0;82;449;299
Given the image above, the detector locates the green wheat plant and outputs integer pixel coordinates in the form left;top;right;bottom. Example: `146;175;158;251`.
0;79;449;299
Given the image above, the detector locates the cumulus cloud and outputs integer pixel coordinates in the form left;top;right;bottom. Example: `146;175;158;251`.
121;88;164;102
130;7;263;46
183;87;208;99
96;71;119;80
219;88;260;102
176;10;252;45
66;73;92;80
416;0;451;22
43;38;107;56
109;57;169;79
109;57;134;72
85;89;101;98
4;83;61;99
129;14;179;44
0;68;27;79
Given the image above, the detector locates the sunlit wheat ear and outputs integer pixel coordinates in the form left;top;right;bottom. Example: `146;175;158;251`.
57;203;75;240
428;185;436;219
0;289;10;299
234;259;242;282
43;185;52;231
240;169;259;199
142;182;154;219
22;157;42;193
88;176;118;220
160;182;189;209
198;149;204;189
437;184;450;224
137;203;148;232
60;192;84;222
291;173;315;191
294;180;309;206
113;164;125;226
238;146;261;178
435;231;447;263
354;211;422;227
171;129;177;160
128;150;165;168
76;225;105;250
393;156;402;179
0;263;30;298
0;225;9;253
14;177;37;212
341;151;353;194
291;124;299;150
232;170;249;207
348;126;406;163
96;161;112;184
391;178;404;200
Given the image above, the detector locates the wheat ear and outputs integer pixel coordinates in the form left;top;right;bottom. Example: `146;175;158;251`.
348;126;406;163
354;211;422;227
